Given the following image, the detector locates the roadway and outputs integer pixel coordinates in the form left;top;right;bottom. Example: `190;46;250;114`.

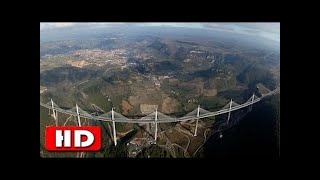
40;86;279;124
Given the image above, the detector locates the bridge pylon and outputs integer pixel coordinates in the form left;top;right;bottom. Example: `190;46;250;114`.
194;105;200;136
112;108;117;146
76;104;81;127
154;108;158;143
227;99;232;125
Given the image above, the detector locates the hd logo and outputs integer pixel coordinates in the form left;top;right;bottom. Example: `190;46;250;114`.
45;126;101;151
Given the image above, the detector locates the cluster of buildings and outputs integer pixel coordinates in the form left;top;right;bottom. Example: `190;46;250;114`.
151;75;171;87
72;48;128;66
40;86;47;94
126;136;154;158
171;90;179;96
187;98;197;103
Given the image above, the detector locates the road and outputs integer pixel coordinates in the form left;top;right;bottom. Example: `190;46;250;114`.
175;127;191;157
191;129;211;157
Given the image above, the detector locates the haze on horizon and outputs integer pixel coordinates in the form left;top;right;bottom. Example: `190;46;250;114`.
40;22;280;43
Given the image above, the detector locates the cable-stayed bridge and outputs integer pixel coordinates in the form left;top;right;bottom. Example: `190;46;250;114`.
40;86;279;146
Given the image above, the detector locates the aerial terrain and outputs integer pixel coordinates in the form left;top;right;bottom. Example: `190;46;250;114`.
40;23;280;158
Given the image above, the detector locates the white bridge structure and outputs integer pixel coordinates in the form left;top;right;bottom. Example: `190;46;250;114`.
40;86;279;146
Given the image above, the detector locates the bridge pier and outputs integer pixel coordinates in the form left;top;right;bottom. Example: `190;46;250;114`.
250;93;255;111
76;104;81;127
154;108;158;143
227;99;232;125
51;99;58;126
194;105;200;136
112;108;117;146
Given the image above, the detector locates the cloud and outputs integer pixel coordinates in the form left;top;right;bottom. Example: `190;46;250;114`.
237;23;280;34
200;23;280;42
51;23;75;28
201;23;235;31
40;22;204;31
40;23;75;30
40;22;119;31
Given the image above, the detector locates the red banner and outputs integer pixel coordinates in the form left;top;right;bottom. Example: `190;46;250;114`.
45;126;101;151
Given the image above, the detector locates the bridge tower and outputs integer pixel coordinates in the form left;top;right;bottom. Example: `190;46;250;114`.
227;99;232;125
112;108;117;146
76;104;81;127
194;105;200;136
51;99;58;126
154;108;158;143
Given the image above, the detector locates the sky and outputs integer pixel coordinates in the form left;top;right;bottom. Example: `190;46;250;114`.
40;22;280;42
